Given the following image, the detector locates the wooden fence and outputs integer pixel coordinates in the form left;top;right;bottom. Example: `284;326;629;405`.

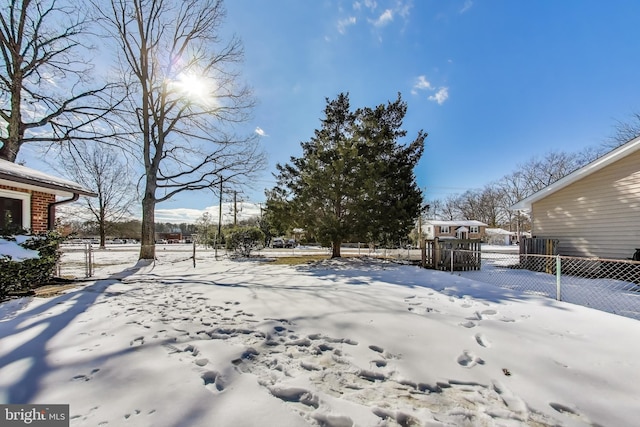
519;238;558;256
519;238;558;274
423;238;482;271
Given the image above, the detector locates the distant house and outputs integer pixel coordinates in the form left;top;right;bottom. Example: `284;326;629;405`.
485;228;523;245
155;232;182;243
0;159;96;233
423;220;487;240
511;136;640;260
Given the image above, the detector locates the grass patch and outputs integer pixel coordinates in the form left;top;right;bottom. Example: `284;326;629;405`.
266;255;330;265
34;283;79;298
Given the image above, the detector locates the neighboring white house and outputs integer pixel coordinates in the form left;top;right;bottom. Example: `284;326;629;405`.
511;135;640;259
483;228;531;245
485;228;516;245
423;220;487;240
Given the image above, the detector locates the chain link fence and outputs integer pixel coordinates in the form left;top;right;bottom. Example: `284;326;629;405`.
56;243;640;320
449;249;640;320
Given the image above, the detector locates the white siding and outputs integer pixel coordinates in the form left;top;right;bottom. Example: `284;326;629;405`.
531;149;640;259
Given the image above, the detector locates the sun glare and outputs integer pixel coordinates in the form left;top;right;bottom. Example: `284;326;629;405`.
174;72;213;104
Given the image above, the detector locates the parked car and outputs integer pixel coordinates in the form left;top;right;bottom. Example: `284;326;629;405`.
272;238;285;248
284;239;296;248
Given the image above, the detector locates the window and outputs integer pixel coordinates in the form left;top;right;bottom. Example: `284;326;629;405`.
440;226;450;234
0;189;30;231
470;226;479;233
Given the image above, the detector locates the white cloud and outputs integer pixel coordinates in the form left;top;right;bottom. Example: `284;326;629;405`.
155;202;263;224
354;0;377;10
254;127;267;137
337;16;357;34
397;1;413;19
411;75;449;105
350;1;411;34
374;9;393;26
412;75;433;93
460;0;473;14
428;87;449;105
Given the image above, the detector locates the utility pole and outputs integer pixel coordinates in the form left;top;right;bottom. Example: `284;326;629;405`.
216;180;223;259
233;191;238;226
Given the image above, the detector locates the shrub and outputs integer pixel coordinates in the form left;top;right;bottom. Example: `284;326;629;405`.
225;226;265;258
0;231;64;300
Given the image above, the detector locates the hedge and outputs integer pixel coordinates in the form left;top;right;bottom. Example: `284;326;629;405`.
0;231;64;300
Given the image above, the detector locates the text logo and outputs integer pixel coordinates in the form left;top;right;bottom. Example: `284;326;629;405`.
1;405;69;426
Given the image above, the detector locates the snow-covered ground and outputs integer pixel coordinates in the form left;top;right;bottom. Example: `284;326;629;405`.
2;249;640;426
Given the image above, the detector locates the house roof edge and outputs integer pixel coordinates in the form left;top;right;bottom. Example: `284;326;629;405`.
511;135;640;211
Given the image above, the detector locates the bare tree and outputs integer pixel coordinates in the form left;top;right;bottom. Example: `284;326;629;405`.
0;0;123;162
57;144;137;248
453;187;502;227
497;171;529;232
609;112;640;150
518;151;584;195
424;198;441;220
438;195;461;221
95;0;265;259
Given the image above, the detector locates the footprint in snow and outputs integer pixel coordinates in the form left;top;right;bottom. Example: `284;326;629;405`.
201;370;225;392
373;407;420;427
129;336;144;346
457;350;484;368
548;401;593;423
369;345;384;353
194;358;209;367
71;368;100;382
372;359;387;368
123;409;141;420
312;412;354;427
460;321;476;328
268;386;318;408
465;311;483;321
475;333;491;348
492;381;528;417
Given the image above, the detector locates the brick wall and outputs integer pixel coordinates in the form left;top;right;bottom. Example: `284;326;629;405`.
31;191;55;232
0;184;55;232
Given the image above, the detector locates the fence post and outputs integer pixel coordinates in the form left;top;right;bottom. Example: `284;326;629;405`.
556;255;561;301
450;248;454;273
84;243;93;278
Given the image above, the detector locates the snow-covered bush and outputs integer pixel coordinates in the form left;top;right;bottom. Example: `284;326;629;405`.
0;231;64;300
225;226;265;258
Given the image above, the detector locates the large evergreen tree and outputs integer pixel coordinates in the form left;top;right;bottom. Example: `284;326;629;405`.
268;93;426;257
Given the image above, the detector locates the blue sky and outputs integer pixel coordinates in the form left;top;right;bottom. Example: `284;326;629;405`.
218;0;640;203
17;0;640;223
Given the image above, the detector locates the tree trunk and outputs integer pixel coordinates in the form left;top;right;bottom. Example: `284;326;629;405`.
139;193;156;260
0;81;23;162
331;240;341;258
99;220;106;250
0;138;19;162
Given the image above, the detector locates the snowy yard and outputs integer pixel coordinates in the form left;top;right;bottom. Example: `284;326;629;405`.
2;249;640;426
